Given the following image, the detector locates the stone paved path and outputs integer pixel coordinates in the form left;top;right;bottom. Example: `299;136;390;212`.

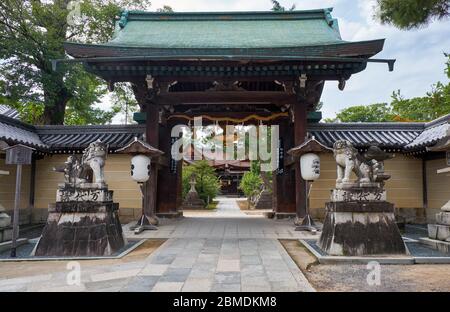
125;237;314;292
123;197;316;240
0;197;315;292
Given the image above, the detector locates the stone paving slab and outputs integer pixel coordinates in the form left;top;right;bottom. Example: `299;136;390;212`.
123;198;317;241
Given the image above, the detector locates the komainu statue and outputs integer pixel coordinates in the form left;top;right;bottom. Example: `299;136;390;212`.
56;140;108;185
35;139;125;257
318;140;406;256
333;140;393;188
81;140;108;184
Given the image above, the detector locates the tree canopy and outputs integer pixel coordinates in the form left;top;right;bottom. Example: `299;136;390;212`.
0;0;172;125
326;103;394;123
182;160;220;205
376;0;449;29
239;161;263;202
326;54;450;123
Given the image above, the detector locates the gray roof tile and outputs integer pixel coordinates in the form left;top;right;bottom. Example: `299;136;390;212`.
0;115;46;149
405;116;449;150
2;114;449;153
0;105;19;119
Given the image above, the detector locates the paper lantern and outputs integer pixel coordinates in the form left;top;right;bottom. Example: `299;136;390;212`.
300;153;320;181
131;155;151;183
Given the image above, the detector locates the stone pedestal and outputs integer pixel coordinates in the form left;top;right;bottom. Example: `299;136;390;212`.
0;206;11;229
318;188;407;256
427;203;450;247
34;183;127;257
0;227;12;243
421;200;450;253
0;204;12;243
181;189;205;210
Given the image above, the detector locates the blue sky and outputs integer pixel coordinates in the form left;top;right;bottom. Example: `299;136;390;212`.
106;0;450;122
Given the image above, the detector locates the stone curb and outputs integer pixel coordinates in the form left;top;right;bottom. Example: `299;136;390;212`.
0;239;147;262
299;239;450;265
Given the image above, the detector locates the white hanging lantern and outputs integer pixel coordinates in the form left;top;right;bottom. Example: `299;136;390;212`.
300;153;320;181
131;155;151;183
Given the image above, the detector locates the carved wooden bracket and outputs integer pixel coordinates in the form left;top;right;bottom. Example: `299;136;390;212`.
131;78;160;112
293;77;324;109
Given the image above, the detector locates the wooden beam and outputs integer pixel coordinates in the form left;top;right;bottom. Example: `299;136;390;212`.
155;91;297;106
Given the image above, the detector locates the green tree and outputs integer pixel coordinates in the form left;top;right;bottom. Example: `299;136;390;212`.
270;0;296;12
182;160;220;205
376;0;449;29
157;5;173;12
327;55;450;123
239;161;263;200
390;54;450;121
0;0;172;125
391;83;450;121
326;103;395;122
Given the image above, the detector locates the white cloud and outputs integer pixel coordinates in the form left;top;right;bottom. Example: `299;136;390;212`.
316;0;450;119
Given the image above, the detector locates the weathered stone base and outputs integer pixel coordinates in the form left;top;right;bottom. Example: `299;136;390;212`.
428;224;450;242
436;211;450;225
0;212;11;228
0;227;12;243
318;201;407;256
34;201;126;257
331;188;386;202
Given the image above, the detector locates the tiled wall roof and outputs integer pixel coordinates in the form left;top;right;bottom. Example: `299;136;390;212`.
1;114;449;154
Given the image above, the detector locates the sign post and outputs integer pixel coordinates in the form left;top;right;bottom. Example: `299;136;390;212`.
3;144;34;258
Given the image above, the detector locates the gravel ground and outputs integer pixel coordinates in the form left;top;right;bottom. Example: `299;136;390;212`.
304;263;450;292
280;240;450;292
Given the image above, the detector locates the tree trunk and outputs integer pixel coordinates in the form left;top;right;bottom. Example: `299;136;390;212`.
41;73;70;125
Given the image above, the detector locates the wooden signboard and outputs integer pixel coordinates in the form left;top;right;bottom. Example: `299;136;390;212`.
4;144;34;165
2;144;34;257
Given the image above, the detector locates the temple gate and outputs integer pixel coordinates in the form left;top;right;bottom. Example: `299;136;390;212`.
59;9;393;225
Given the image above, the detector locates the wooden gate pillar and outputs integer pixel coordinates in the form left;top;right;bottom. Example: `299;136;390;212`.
156;119;183;217
272;119;296;216
293;102;308;222
144;103;160;225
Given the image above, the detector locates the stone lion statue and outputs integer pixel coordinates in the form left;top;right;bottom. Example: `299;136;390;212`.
333;140;394;187
333;140;370;186
81;140;108;184
56;140;108;185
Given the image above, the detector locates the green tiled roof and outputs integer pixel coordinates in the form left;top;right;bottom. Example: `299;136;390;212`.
64;9;385;61
108;9;343;49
